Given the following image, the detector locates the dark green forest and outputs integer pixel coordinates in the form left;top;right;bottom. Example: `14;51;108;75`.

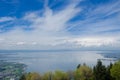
20;60;120;80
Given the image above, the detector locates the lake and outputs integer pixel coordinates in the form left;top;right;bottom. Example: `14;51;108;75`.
0;50;119;73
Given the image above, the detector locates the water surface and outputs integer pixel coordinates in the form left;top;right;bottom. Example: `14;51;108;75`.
0;50;118;73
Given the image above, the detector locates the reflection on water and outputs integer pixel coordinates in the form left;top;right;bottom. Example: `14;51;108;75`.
0;51;116;73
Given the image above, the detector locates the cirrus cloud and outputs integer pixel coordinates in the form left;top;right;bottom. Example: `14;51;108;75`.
0;0;120;50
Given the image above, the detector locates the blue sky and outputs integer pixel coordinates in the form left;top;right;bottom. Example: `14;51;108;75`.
0;0;120;50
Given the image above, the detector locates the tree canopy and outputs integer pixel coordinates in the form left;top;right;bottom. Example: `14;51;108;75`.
19;60;120;80
110;61;120;80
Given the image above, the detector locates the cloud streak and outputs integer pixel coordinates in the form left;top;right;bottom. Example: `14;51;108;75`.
0;17;15;22
68;0;120;36
0;0;120;50
0;0;82;50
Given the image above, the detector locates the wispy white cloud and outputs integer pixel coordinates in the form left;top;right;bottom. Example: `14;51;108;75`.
23;2;80;32
0;17;15;22
0;0;82;50
68;0;120;36
0;0;120;50
89;0;120;17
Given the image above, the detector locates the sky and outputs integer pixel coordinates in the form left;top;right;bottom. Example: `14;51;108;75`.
0;0;120;50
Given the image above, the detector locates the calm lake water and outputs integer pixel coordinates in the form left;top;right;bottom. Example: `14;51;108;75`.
0;50;119;73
